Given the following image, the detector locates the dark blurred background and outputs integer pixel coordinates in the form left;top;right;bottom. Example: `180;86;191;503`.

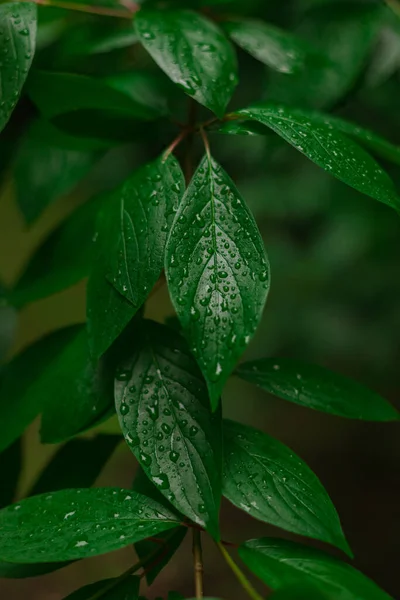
1;0;400;597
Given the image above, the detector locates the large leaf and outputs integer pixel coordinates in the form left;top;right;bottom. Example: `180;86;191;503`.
132;467;186;585
65;576;140;599
236;104;400;210
0;2;37;133
135;9;237;117
239;538;393;600
9;196;102;308
268;2;382;110
27;70;166;121
102;155;184;306
269;585;332;600
0;325;81;454
165;154;270;408
235;358;399;421
223;420;349;554
0;488;181;563
14;119;98;223
224;19;320;74
40;327;115;443
115;319;222;539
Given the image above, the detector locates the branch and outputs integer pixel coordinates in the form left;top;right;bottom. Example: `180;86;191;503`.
193;529;204;598
218;543;264;600
28;0;139;19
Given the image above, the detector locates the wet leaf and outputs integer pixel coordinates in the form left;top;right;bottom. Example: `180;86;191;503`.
237;104;400;210
115;319;222;539
223;420;350;554
239;538;393;600
0;325;81;454
102;155;184;306
65;576;140;599
0;2;37;133
165;154;270;409
135;9;237;117
236;358;399;421
0;488;181;563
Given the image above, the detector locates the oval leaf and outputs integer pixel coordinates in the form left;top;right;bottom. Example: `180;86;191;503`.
135;9;238;117
223;419;350;554
239;538;393;600
115;319;222;539
237;103;400;210
103;155;184;306
165;154;270;408
0;2;37;133
0;488;180;563
236;358;399;421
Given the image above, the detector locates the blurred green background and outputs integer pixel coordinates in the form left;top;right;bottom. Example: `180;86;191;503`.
1;0;400;598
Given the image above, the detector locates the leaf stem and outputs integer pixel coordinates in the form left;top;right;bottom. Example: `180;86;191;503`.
192;529;204;598
163;129;189;162
184;98;198;184
199;127;211;160
218;543;264;600
27;0;138;19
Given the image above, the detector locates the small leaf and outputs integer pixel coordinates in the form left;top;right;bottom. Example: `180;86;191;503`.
102;155;184;306
237;104;400;210
9;196;102;308
65;576;140;599
239;538;393;600
115;319;222;539
165;154;270;408
14;119;98;223
27;70;165;121
236;358;399;421
0;2;37;133
223;420;350;554
40;327;115;443
0;488;181;563
224;19;317;74
0;325;82;454
0;439;21;508
135;9;238;117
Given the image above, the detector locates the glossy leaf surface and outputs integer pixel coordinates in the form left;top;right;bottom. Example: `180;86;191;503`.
269;585;332;600
115;320;222;538
239;538;393;600
223;420;349;554
236;358;399;420
0;488;180;563
165;154;270;408
65;576;140;599
135;9;237;116
237;104;400;210
0;2;37;133
0;325;81;454
103;155;184;306
224;19;314;74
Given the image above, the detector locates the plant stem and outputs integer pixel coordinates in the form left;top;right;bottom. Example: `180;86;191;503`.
28;0;138;19
218;543;264;600
184;98;198;184
199;127;211;160
163;129;189;161
192;529;204;598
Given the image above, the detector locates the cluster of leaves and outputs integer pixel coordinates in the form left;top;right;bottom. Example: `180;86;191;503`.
0;0;399;599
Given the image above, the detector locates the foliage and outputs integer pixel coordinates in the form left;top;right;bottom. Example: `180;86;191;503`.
0;0;399;598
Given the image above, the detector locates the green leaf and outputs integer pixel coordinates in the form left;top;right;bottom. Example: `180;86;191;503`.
65;576;140;599
0;287;16;362
236;358;399;421
223;420;350;555
0;488;180;563
269;584;332;600
9;196;102;309
132;467;187;585
0;325;81;454
165;154;270;408
0;439;21;508
115;319;222;539
27;70;166;121
135;9;238;117
102;155;184;306
224;19;319;74
29;435;121;496
236;104;400;210
40;327;115;443
0;2;37;133
239;538;393;600
14;119;98;223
